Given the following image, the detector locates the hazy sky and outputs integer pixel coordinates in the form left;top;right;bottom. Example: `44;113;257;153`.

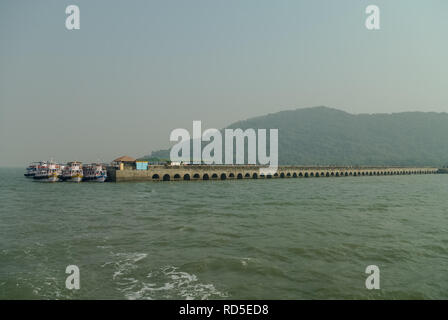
1;0;447;166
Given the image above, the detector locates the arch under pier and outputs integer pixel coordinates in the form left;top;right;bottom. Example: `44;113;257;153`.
108;165;440;182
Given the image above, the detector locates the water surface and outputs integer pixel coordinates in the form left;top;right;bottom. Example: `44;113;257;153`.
1;168;447;299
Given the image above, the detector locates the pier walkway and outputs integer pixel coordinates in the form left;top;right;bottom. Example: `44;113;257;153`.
107;165;439;182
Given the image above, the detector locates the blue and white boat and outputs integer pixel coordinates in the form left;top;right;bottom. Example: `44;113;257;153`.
82;163;107;182
24;162;43;178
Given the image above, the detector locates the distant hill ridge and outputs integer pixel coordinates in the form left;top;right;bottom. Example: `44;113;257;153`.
146;106;448;166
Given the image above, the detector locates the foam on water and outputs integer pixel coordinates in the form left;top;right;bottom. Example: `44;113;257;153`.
105;252;227;299
120;266;227;300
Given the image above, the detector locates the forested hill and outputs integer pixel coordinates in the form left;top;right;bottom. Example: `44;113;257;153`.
146;106;448;166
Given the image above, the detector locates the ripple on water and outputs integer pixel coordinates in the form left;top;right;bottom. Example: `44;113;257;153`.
3;169;448;299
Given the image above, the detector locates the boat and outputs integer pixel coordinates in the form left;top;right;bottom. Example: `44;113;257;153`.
82;163;107;182
33;161;62;182
24;162;45;178
62;161;83;182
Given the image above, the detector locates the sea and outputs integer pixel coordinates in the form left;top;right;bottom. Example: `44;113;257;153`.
1;167;447;299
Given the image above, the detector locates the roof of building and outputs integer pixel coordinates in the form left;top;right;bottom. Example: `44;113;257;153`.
113;156;136;162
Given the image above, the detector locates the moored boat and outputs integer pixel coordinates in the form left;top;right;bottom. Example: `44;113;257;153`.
62;161;83;182
24;162;45;178
33;161;62;182
82;163;107;182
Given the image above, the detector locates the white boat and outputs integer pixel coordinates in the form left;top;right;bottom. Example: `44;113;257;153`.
62;161;83;182
24;162;44;178
33;161;62;182
82;163;107;182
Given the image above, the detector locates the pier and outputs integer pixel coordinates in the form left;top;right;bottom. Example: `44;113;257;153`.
106;165;439;182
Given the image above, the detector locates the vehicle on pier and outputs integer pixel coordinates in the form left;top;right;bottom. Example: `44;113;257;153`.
62;161;83;182
82;163;107;182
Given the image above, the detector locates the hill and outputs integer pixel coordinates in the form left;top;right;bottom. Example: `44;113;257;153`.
146;107;448;166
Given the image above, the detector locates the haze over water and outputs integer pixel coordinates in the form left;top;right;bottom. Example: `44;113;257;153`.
1;168;448;299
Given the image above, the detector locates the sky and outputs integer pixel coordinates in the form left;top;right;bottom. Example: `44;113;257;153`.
1;0;447;166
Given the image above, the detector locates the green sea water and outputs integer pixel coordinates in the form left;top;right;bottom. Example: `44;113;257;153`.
1;167;448;299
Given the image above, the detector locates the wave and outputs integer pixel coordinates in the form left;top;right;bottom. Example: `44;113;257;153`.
106;252;227;300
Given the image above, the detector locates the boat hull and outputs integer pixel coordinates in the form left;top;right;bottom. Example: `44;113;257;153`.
33;175;47;180
96;175;107;182
82;175;107;182
33;175;60;182
63;175;83;182
47;175;60;182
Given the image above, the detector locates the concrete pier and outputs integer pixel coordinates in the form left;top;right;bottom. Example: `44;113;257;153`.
106;165;439;182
